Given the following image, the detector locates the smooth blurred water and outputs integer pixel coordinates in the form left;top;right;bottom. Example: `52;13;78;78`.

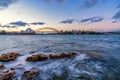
0;35;120;80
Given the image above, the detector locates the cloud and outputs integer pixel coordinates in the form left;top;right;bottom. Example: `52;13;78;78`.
43;0;65;4
60;19;75;24
112;10;120;20
79;16;104;23
117;2;120;9
30;22;45;25
0;21;45;28
0;21;29;28
80;0;98;8
117;3;120;8
9;21;29;26
2;25;17;28
79;0;106;9
112;20;117;23
0;0;18;10
56;0;64;4
60;16;104;24
43;0;50;3
112;19;120;23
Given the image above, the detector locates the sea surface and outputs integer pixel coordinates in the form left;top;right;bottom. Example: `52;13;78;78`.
0;35;120;80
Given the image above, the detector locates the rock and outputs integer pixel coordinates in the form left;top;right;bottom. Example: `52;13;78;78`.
26;54;48;62
49;54;61;59
65;52;77;57
21;67;40;80
0;65;15;80
49;52;77;59
0;52;20;62
59;53;67;58
26;52;77;62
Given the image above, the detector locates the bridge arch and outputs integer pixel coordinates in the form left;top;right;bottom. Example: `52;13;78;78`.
36;27;60;33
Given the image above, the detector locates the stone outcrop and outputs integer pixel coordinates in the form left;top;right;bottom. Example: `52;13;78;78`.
0;65;15;80
26;54;48;62
0;52;20;62
26;52;77;62
21;67;40;80
49;52;77;59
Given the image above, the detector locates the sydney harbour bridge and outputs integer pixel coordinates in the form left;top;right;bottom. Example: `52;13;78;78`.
35;27;60;34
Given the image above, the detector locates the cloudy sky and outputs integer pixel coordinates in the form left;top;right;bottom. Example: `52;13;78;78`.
0;0;120;32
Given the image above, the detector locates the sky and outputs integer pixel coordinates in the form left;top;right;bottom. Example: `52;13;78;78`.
0;0;120;32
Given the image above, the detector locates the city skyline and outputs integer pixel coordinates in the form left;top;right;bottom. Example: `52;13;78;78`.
0;0;120;32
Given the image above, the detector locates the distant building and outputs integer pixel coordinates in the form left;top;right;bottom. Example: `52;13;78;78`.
21;28;35;34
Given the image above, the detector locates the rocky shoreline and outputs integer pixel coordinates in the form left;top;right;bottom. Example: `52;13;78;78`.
26;52;77;62
0;52;78;80
0;51;118;80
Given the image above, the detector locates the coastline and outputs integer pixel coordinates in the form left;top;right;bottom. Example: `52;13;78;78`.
0;35;120;80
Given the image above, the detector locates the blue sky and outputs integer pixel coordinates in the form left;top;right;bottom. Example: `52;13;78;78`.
0;0;120;31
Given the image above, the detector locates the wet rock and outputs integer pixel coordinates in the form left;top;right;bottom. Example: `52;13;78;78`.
26;54;48;62
49;52;77;59
21;67;40;80
49;54;61;59
0;52;20;62
0;65;15;80
26;52;77;62
65;52;77;57
59;53;67;58
77;73;92;80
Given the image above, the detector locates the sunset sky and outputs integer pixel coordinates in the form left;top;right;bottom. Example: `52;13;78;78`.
0;0;120;32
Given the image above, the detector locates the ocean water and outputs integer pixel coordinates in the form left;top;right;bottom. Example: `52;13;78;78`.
0;35;120;80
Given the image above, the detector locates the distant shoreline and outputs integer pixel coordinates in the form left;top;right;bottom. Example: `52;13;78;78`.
1;30;120;35
0;34;120;35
